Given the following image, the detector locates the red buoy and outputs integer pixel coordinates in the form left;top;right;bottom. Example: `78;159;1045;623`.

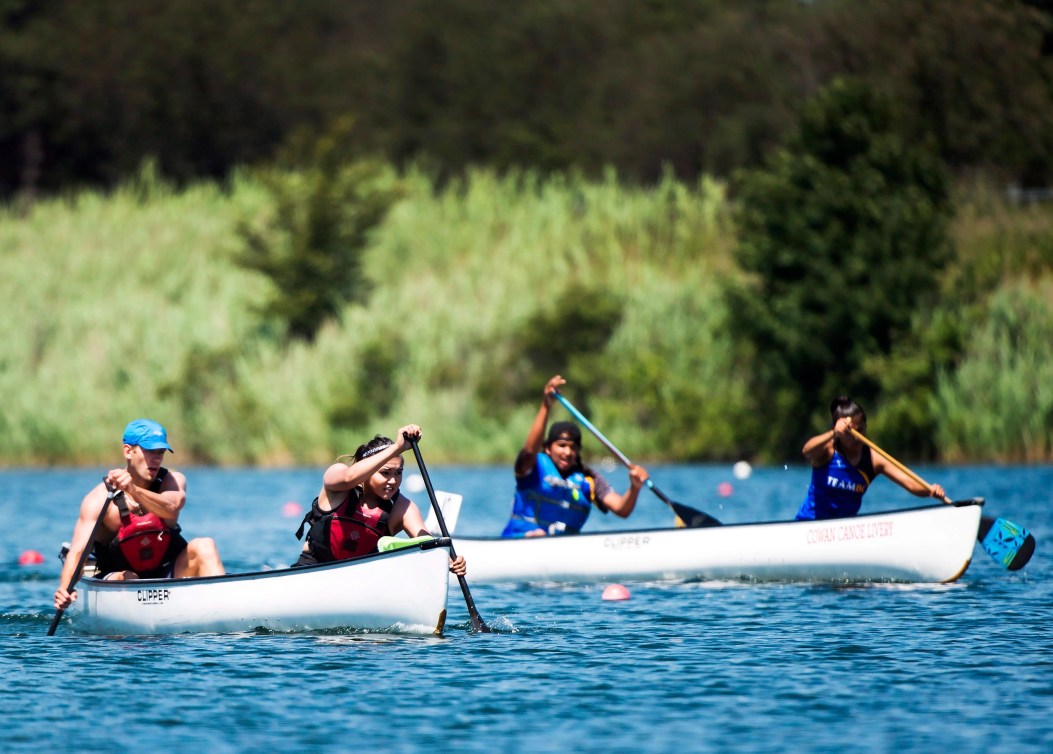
18;550;45;566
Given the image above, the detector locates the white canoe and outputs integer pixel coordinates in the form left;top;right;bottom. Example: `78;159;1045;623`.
452;502;984;585
69;538;453;636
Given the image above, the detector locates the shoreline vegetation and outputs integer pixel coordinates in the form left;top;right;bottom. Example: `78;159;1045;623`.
2;166;1052;467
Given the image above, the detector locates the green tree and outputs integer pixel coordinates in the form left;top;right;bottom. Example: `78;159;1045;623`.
239;118;399;342
726;77;953;459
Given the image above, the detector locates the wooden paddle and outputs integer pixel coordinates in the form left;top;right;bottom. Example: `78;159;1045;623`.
406;434;492;633
849;428;1035;571
551;391;721;528
47;486;121;636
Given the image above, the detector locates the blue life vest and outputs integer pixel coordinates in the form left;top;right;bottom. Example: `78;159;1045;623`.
502;452;596;537
796;447;875;520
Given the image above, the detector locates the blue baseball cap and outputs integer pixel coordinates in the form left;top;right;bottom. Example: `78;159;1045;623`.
122;418;174;452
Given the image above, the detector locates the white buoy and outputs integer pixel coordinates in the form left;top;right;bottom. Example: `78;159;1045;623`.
732;460;752;480
404;474;425;493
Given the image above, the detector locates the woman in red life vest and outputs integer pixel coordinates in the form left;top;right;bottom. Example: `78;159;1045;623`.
294;424;467;575
54;419;226;611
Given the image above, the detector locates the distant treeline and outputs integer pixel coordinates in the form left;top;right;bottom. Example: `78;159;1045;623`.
2;0;1053;197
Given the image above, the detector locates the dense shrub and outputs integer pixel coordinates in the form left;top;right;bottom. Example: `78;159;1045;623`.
727;78;953;458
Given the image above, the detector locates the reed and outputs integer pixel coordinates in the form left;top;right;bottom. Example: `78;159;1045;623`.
0;165;734;464
934;278;1053;462
2;165;1052;464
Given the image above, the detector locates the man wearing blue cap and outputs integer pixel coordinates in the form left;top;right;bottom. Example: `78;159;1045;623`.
55;419;225;610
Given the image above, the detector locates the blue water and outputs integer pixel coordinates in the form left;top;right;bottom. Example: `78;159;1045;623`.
2;463;1050;753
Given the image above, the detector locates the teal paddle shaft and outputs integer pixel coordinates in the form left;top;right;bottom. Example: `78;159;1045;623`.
551;391;721;528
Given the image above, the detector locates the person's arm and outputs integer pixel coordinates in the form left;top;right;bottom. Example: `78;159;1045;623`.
515;375;565;477
802;416;854;466
107;467;186;522
873;455;947;500
324;425;421;492
54;486;110;609
395;495;429;538
392;495;467;576
599;465;649;518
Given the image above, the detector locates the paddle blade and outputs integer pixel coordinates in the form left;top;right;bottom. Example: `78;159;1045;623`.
977;515;1035;571
671;501;721;529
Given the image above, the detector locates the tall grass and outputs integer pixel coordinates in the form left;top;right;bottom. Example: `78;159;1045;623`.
0;166;734;464
309;167;734;462
934;278;1053;462
2;166;1051;465
0;167;272;463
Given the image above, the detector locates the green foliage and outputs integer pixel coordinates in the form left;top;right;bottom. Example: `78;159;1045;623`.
476;288;623;415
159;343;267;464
933;279;1053;462
3;158;1053;465
326;336;404;431
238;119;400;341
862;308;972;459
597;281;752;461
5;1;1053;197
727;78;954;458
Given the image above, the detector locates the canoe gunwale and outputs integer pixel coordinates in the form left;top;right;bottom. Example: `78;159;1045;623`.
451;503;984;585
80;535;454;590
453;501;984;544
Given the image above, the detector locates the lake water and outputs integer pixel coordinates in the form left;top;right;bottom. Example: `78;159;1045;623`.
1;462;1050;753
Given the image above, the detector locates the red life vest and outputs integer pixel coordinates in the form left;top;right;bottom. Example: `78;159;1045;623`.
300;490;394;563
111;468;178;572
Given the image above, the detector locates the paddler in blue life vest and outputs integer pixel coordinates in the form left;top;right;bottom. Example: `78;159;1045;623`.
54;419;226;611
293;425;467;576
501;374;650;537
795;396;947;521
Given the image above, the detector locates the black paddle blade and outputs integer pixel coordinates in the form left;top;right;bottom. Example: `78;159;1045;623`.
672;501;721;528
1008;534;1037;571
977;514;1035;571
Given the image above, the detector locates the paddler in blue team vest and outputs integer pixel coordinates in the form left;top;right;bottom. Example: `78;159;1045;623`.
795;396;948;521
502;374;650;537
54;419;226;611
294;424;467;576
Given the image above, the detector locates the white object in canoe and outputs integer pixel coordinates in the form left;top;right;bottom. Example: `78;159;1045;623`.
452;502;983;585
69;538;453;635
424;490;463;535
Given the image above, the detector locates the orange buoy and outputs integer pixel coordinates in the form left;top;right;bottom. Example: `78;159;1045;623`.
717;482;733;497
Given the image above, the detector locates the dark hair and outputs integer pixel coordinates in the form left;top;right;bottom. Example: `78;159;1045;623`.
829;396;866;426
354;435;396;462
334;435;397;466
545;421;582;447
542;421;594;477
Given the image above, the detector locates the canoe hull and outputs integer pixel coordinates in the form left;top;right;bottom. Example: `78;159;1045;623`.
72;540;452;635
454;503;983;585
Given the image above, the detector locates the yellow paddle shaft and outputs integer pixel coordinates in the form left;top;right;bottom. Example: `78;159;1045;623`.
848;427;952;504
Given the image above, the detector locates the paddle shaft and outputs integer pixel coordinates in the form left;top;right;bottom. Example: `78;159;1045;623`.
849;426;1036;570
551;391;720;527
848;429;950;502
406;435;491;633
47;489;119;636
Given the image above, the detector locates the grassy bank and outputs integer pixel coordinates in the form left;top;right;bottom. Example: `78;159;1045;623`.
1;167;1051;465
